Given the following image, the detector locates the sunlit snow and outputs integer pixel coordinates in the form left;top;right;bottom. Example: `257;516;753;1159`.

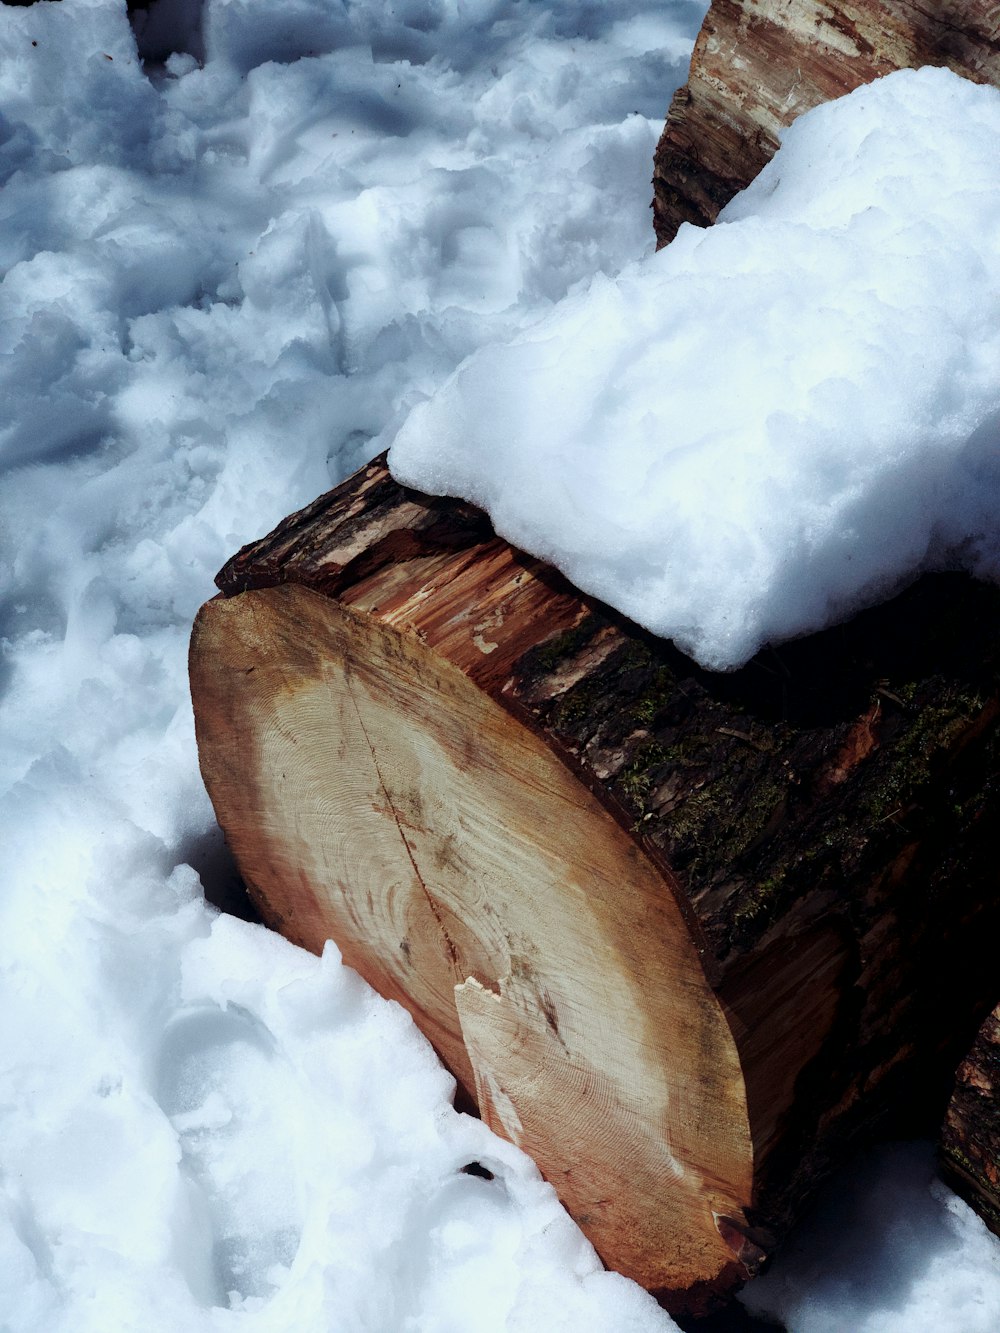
390;67;1000;670
1;1;998;1330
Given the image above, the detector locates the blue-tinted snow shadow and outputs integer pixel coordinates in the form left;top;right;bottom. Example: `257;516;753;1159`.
129;0;205;66
677;1302;785;1332
0;587;68;709
740;1142;963;1329
547;0;708;41
175;821;262;923
128;0;711;98
154;1002;302;1307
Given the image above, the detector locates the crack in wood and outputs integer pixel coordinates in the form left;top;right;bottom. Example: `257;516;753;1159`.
343;666;462;973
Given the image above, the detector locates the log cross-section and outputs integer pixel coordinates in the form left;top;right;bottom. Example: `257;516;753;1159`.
190;455;1000;1312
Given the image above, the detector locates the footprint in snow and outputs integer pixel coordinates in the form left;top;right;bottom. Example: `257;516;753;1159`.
154;1004;303;1309
393;1158;523;1328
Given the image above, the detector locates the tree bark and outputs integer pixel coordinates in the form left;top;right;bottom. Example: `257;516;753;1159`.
653;0;1000;247
942;1007;1000;1238
189;455;1000;1311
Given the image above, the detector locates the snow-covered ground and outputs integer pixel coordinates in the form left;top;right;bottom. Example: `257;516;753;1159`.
1;1;998;1329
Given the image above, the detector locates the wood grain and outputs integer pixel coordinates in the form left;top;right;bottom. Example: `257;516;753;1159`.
192;582;755;1292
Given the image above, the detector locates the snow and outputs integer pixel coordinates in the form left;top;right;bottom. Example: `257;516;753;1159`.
741;1144;1000;1333
389;66;1000;671
0;0;998;1330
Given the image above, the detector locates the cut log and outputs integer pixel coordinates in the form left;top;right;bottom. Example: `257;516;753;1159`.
942;1006;1000;1237
653;0;1000;246
190;455;1000;1313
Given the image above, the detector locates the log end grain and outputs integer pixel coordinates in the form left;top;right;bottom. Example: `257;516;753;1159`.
190;579;759;1299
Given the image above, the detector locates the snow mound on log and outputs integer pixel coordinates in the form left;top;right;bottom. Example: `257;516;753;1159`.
389;67;1000;671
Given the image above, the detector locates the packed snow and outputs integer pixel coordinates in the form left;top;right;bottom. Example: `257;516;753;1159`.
0;1;998;1330
390;66;1000;670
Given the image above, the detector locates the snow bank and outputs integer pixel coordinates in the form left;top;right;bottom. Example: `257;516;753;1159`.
390;67;1000;670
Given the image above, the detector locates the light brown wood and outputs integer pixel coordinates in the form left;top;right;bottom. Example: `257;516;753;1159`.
191;582;754;1293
